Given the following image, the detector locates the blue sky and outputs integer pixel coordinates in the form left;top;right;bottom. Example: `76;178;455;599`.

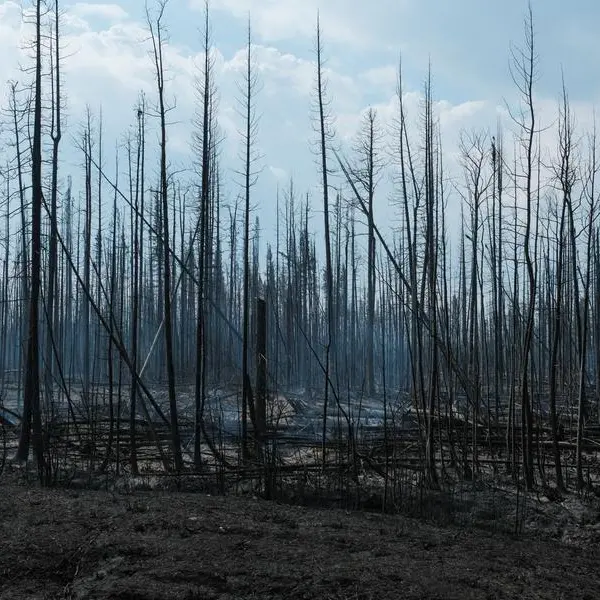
0;0;599;248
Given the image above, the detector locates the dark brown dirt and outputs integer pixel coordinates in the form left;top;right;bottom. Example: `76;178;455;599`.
1;481;599;600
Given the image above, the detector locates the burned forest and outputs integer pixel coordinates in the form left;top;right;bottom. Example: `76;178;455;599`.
2;0;600;537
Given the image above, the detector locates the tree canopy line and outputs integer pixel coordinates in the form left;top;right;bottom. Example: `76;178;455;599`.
1;0;599;506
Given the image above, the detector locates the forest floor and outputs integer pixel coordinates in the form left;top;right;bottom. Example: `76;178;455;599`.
2;471;600;600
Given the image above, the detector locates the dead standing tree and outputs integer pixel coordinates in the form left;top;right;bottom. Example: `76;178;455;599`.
458;130;492;476
192;1;218;471
509;5;539;489
548;83;575;492
16;0;46;482
44;0;63;412
350;108;385;399
312;13;336;465
148;0;182;472
236;16;261;461
576;116;597;490
128;98;146;475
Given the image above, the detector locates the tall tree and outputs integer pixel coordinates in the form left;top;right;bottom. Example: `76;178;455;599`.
351;108;384;397
510;4;538;489
313;13;336;464
238;16;261;459
548;83;574;492
576;119;597;489
128;98;145;475
148;0;182;472
16;0;46;482
44;0;63;409
192;1;218;470
459;130;492;476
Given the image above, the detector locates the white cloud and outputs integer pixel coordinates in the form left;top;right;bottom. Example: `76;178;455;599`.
0;1;30;78
359;65;398;91
191;0;406;48
2;0;595;250
268;165;287;180
70;2;129;21
221;43;357;110
62;23;152;95
438;99;487;127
